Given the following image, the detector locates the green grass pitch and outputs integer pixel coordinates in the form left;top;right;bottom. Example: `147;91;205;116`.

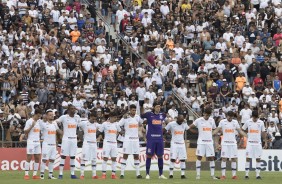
0;171;280;184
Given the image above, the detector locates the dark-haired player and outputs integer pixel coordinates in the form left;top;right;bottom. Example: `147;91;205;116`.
56;104;81;179
99;111;121;179
165;114;189;179
242;110;267;180
188;108;218;180
23;109;42;180
79;112;100;179
213;111;247;180
119;105;143;179
141;102;167;179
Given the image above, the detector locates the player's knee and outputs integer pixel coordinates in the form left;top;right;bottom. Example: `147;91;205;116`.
180;160;185;162
61;155;66;159
70;156;75;159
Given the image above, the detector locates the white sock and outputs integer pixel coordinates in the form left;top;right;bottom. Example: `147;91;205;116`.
112;161;117;175
70;158;75;175
210;161;215;177
256;162;261;177
40;161;46;175
180;161;186;176
121;159;127;176
80;160;85;176
91;160;97;176
59;158;65;175
102;160;107;174
196;160;201;176
169;161;175;175
245;161;250;176
134;159;140;176
48;162;54;177
25;162;30;176
221;161;226;176
231;162;237;176
33;163;39;176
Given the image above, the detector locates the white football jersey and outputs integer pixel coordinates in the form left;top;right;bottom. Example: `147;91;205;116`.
57;114;81;140
40;121;59;144
119;115;143;141
24;118;41;142
79;121;100;142
99;121;121;143
165;121;189;143
218;119;240;145
193;117;216;145
242;119;266;145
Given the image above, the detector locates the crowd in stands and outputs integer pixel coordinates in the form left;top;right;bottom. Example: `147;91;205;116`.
0;0;282;150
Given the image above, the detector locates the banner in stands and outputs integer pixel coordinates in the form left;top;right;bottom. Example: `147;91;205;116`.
0;148;180;171
238;150;282;171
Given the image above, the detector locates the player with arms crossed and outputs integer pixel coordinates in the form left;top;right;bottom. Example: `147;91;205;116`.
141;102;167;179
188;107;218;180
242;111;267;179
213;111;247;180
56;104;81;179
24;109;42;180
79;112;100;179
119;104;143;179
99;111;121;179
165;114;189;179
40;109;62;179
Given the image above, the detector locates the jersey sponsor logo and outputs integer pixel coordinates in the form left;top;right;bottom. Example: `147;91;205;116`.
129;124;138;128
152;120;161;125
108;130;117;134
202;127;212;131
250;129;259;133
174;131;184;135
151;134;161;137
224;129;235;133
48;131;56;135
88;129;96;133
68;124;76;129
33;128;40;133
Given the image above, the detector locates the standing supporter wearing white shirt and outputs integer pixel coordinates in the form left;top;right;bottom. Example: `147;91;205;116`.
99;113;121;179
56;105;81;179
248;92;259;109
40;110;62;179
239;104;252;124
141;12;152;28
173;43;184;61
116;6;129;32
168;105;178;119
242;111;267;179
160;2;170;17
67;13;77;30
213;111;247;180
50;7;60;25
165;115;189;178
23;110;42;180
188;108;217;180
223;29;234;42
234;31;245;48
79;113;100;179
136;83;146;107
144;86;157;105
119;105;143;179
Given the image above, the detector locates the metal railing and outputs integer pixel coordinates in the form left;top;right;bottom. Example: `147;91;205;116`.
172;89;200;119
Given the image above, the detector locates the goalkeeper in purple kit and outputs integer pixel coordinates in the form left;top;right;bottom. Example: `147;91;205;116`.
141;102;167;179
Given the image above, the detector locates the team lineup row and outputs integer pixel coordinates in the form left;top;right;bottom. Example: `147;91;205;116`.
22;103;266;180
